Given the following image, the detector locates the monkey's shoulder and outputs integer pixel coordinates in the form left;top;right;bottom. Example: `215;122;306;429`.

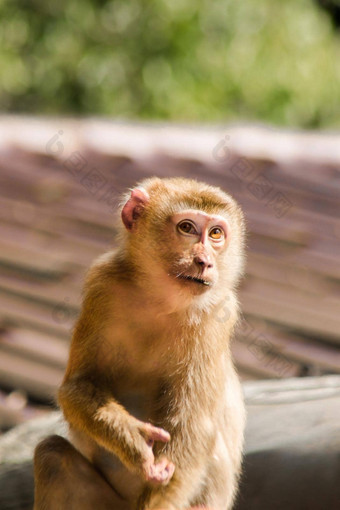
80;250;139;310
85;249;132;283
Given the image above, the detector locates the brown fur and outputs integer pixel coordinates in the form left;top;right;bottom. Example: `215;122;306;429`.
34;177;246;510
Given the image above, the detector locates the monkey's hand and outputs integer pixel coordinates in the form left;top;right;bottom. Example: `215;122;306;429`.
59;380;174;484
136;421;175;485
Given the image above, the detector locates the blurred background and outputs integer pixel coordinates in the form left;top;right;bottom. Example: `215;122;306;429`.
1;0;340;126
0;0;339;433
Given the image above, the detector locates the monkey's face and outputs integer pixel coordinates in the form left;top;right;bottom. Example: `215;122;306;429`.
121;180;245;306
165;209;229;295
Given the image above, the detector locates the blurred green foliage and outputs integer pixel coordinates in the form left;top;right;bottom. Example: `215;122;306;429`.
0;0;339;127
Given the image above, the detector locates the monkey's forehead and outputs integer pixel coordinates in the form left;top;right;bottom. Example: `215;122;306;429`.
171;209;229;229
163;196;237;218
140;178;235;208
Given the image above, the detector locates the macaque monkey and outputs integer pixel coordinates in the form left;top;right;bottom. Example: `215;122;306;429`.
34;177;246;510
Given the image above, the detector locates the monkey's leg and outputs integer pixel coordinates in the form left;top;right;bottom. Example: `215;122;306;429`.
34;435;131;510
140;461;236;510
195;457;238;510
139;464;209;510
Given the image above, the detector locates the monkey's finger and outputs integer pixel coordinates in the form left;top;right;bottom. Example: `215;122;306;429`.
153;457;168;471
143;423;171;443
159;459;175;484
148;458;175;485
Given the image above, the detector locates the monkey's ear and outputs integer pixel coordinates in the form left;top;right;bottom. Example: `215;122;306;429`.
121;187;150;231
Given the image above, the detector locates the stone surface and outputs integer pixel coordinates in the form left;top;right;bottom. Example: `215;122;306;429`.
1;376;340;509
235;376;340;510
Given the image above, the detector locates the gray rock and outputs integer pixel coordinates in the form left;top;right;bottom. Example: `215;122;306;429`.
1;376;340;510
236;375;340;510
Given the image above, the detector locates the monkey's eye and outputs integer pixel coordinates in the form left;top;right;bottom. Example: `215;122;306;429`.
177;220;198;236
209;227;224;241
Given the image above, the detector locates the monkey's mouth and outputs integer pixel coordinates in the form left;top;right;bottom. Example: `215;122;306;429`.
179;275;211;287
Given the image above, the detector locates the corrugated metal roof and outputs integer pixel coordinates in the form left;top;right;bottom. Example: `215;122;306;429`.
0;117;339;428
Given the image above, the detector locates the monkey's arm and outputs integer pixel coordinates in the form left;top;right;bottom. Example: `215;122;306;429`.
58;266;174;484
58;375;174;484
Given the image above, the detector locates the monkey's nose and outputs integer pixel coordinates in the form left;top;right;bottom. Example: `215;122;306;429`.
194;254;213;269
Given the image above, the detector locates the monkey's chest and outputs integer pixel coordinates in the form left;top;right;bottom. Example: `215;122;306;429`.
116;386;155;421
